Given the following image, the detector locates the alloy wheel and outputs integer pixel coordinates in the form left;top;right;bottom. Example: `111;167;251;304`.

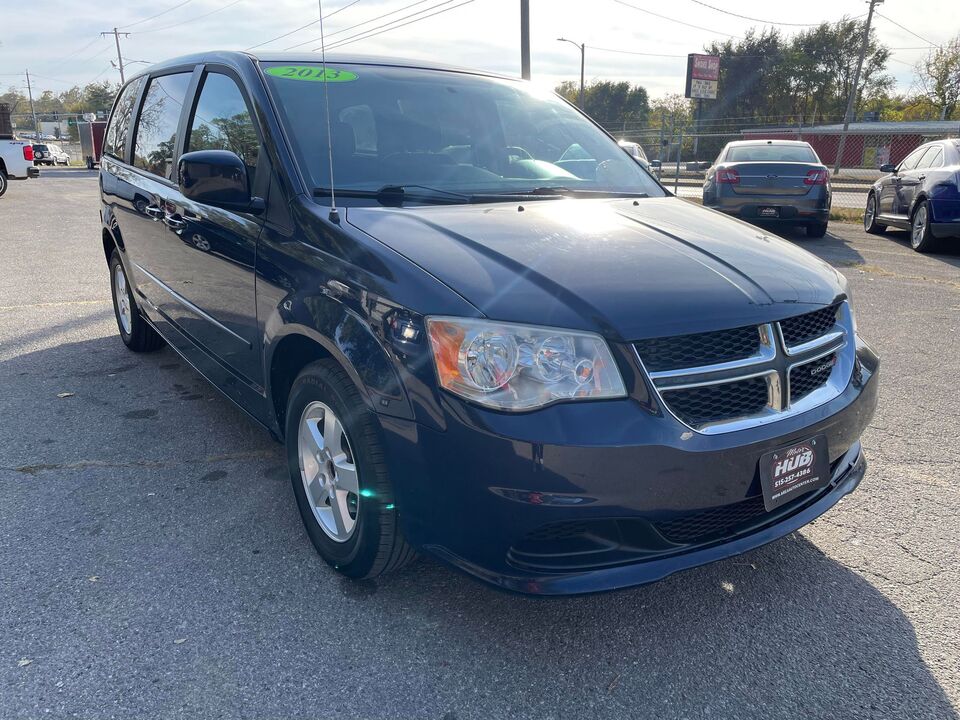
113;263;133;335
864;195;875;231
911;205;927;249
297;401;360;542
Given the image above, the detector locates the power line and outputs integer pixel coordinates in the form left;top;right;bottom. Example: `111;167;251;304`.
133;0;244;34
322;0;476;51
46;36;103;67
245;0;362;51
685;0;830;27
612;0;739;39
119;0;194;30
284;0;436;50
874;12;938;47
590;46;687;58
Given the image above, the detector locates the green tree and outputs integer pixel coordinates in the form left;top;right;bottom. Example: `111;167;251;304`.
913;33;960;120
555;80;650;130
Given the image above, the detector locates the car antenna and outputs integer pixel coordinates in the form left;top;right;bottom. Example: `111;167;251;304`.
318;0;340;224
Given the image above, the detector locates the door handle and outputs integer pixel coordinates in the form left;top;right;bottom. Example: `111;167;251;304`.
163;214;187;232
917;174;926;181
144;204;164;220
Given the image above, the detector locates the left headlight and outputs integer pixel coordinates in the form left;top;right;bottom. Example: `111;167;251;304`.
426;317;627;411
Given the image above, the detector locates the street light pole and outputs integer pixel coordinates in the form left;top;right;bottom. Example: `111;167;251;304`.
520;0;531;80
833;0;882;175
557;38;586;108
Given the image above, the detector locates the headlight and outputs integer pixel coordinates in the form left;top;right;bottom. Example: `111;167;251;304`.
426;317;626;410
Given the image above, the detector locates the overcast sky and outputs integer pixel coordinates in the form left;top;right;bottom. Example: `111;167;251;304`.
0;0;951;100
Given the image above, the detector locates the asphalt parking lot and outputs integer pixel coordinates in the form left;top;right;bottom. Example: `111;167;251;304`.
1;171;958;720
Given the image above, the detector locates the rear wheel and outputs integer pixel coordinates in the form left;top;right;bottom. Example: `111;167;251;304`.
910;200;940;253
109;250;164;352
863;193;886;234
0;169;7;198
806;221;828;238
285;360;415;579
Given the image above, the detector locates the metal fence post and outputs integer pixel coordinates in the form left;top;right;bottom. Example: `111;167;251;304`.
674;130;683;194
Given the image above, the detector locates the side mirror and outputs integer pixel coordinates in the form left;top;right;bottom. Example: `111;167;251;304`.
879;163;897;173
649;159;662;169
179;149;264;213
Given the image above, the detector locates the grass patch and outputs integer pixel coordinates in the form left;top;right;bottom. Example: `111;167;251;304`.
830;207;863;223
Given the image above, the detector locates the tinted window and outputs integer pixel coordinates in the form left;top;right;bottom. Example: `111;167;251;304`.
917;146;943;169
725;144;818;162
133;72;193;181
186;72;260;183
104;80;140;160
899;147;928;171
262;63;665;200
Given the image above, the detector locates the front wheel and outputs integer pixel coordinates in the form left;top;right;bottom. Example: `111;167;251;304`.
285;360;415;579
864;193;886;234
910;200;940;253
0;169;7;198
109;250;164;352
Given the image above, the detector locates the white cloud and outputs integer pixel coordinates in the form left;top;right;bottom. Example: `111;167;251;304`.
0;0;949;99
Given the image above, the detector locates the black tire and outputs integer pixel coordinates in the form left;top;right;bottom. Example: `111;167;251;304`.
910;200;940;253
0;169;7;198
806;221;828;238
863;192;886;235
109;250;165;352
285;360;415;579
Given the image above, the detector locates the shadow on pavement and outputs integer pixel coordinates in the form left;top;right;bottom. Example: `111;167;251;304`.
1;335;956;718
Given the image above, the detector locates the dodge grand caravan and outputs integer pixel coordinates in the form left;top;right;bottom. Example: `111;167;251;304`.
98;52;879;595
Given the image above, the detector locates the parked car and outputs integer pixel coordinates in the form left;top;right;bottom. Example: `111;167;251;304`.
99;52;878;595
703;140;832;237
32;143;52;165
618;140;650;169
864;139;960;252
46;144;70;165
0;137;39;197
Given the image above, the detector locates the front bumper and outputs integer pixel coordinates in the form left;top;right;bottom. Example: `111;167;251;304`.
382;340;879;595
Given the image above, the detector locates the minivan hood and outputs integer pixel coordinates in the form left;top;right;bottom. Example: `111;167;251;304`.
346;197;845;341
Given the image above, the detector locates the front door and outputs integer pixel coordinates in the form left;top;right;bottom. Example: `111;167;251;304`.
157;68;266;388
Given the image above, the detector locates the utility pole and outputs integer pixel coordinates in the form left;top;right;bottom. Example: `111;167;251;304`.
24;70;38;137
102;27;130;84
833;0;882;175
520;0;531;80
557;38;585;108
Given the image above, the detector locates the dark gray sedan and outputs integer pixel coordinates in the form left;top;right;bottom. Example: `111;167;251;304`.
703;140;832;237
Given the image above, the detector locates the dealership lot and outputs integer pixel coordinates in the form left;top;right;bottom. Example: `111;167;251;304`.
1;172;957;719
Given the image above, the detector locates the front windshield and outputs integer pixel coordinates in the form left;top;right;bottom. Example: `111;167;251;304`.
261;62;665;201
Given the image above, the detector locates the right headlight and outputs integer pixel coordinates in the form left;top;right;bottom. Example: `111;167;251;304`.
426;317;626;411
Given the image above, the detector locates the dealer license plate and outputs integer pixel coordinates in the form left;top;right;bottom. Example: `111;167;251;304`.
759;435;830;512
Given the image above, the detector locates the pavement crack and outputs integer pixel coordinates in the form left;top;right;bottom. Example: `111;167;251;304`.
6;449;278;475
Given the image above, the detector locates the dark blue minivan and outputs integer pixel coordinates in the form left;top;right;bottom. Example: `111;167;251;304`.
99;52;879;595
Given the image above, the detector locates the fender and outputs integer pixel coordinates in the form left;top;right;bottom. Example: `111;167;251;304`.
263;291;415;428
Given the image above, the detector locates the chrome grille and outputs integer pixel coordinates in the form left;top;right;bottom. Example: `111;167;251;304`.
780;304;839;347
635;302;854;434
667;376;769;428
789;352;836;403
634;325;761;372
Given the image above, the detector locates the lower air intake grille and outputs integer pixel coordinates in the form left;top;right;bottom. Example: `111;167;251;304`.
663;376;769;428
780;304;839;347
653;495;769;544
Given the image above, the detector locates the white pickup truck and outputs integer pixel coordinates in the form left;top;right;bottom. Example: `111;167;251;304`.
0;138;40;197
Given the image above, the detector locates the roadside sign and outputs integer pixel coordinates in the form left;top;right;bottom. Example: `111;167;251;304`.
685;54;720;100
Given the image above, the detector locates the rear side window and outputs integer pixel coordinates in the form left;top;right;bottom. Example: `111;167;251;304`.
899;146;928;171
917;146;943;169
104;80;140;161
133;72;193;181
725;144;818;162
185;72;260;183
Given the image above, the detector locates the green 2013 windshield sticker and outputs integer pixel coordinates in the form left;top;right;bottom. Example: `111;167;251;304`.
265;65;358;82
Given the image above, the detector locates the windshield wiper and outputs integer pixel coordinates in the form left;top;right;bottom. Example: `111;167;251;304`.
502;187;651;199
312;185;471;205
